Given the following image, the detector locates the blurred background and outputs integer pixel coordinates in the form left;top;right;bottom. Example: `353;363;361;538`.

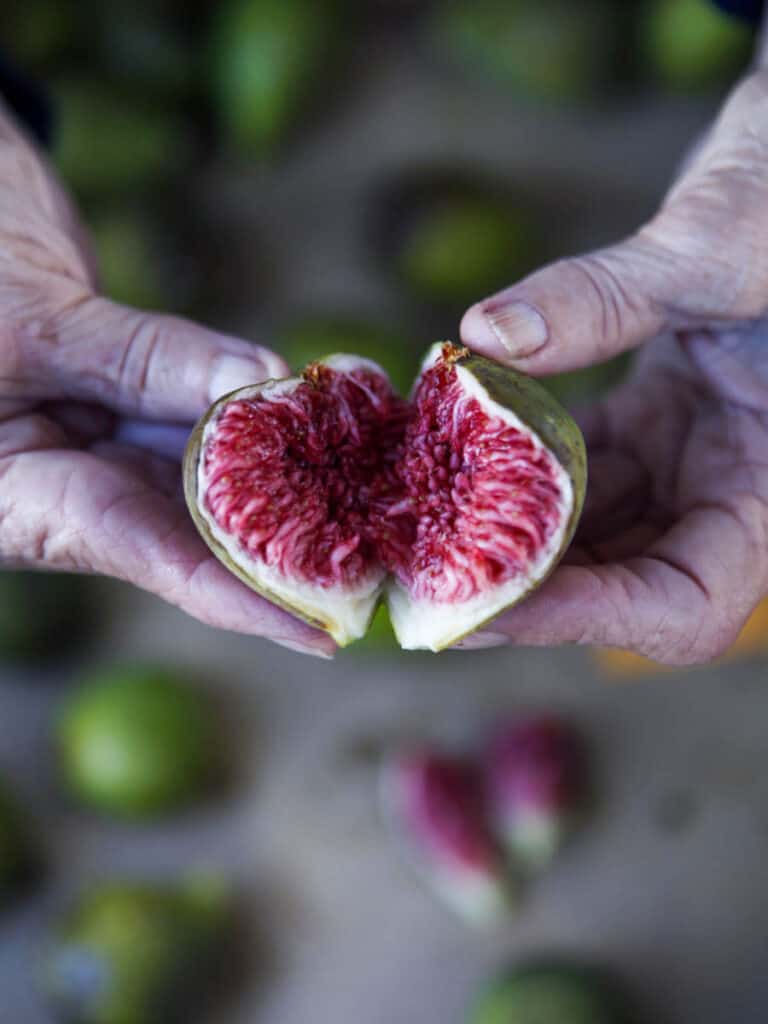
1;1;768;1021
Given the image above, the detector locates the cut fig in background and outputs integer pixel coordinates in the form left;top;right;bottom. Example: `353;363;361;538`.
485;716;588;873
382;750;512;926
184;343;586;651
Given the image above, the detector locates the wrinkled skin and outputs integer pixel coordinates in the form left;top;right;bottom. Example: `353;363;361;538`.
0;99;333;658
4;53;768;666
461;62;768;665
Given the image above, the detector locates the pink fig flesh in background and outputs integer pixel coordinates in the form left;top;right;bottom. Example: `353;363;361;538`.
183;344;586;651
384;750;512;925
485;716;587;872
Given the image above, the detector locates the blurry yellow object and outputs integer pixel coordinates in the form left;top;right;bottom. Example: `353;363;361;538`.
594;598;768;678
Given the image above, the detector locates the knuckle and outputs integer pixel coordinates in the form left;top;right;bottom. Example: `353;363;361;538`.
116;311;166;409
568;254;637;355
650;612;740;667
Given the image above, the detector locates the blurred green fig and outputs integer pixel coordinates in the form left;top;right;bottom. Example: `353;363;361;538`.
642;0;754;91
90;209;169;311
430;0;616;101
211;0;344;157
43;875;230;1024
470;963;631;1024
0;571;96;664
396;191;538;307
53;79;189;196
58;667;215;818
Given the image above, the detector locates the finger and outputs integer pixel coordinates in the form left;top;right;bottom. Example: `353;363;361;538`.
460;234;677;374
0;447;335;658
0;412;69;458
460;150;762;376
462;502;766;666
15;295;289;420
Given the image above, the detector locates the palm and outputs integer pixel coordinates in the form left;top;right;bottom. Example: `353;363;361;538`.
0;398;313;644
492;327;768;663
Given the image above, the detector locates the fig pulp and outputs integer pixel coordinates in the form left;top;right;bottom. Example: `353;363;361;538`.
383;750;511;926
485;716;587;872
185;344;586;651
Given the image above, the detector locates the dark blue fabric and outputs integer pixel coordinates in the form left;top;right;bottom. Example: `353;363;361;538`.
711;0;764;21
0;54;53;146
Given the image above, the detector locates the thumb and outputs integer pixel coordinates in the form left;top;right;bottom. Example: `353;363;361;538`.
36;295;289;421
459;228;716;376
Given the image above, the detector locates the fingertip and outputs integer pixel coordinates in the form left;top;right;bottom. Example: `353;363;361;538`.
273;635;337;660
460;296;549;366
207;351;283;404
451;630;510;650
251;345;290;381
459;301;508;361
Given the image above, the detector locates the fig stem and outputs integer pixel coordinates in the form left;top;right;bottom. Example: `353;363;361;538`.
440;342;470;364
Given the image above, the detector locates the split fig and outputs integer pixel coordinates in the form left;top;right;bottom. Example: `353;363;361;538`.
485;716;588;872
184;343;586;651
383;750;511;926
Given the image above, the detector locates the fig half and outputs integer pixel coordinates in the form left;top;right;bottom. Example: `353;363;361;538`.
184;344;586;651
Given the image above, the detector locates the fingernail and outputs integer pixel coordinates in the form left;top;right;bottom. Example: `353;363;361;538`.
452;631;509;650
208;354;274;403
251;346;289;380
484;300;548;359
273;636;335;660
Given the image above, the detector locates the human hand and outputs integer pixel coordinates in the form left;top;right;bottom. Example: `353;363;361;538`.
0;99;334;658
459;69;768;665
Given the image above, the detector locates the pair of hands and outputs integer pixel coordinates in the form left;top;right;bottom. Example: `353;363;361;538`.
2;67;768;665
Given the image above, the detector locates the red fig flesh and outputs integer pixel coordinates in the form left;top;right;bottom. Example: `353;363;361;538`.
384;750;511;925
485;716;587;871
184;344;586;650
